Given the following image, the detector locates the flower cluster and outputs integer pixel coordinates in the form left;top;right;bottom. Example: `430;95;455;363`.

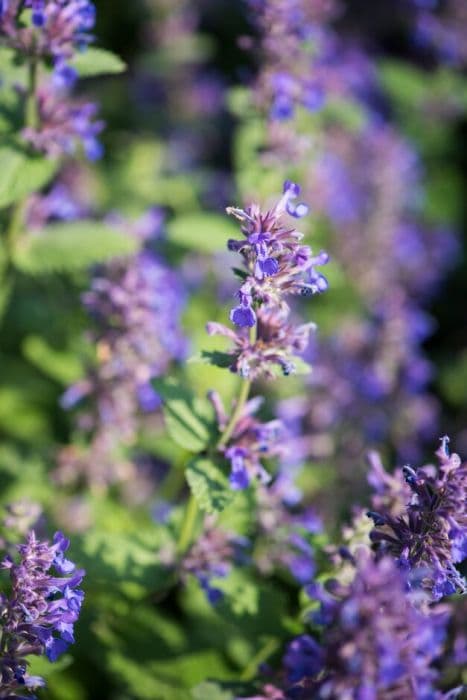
181;518;248;604
0;531;84;697
209;392;285;490
368;437;467;600
254;473;321;583
0;0;104;159
22;90;104;160
292;554;449;699
0;0;96;86
247;0;337;121
207;182;328;381
57;211;187;487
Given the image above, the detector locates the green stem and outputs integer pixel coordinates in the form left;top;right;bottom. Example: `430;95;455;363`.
176;322;258;556
25;58;39;130
176;492;199;555
216;323;257;449
239;637;279;681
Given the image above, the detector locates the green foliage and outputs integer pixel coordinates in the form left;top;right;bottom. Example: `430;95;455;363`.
152;378;218;452
69;48;127;77
0;146;58;208
75;527;170;598
12;220;139;274
22;335;83;385
167;213;239;253
192;682;234;700
185;456;234;514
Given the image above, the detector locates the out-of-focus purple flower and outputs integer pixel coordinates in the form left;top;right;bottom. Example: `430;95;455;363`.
0;0;96;83
368;437;467;600
22;89;104;160
254;471;321;583
0;531;84;695
247;0;338;122
25;183;84;229
412;0;467;65
181;519;248;605
56;212;187;488
299;552;449;698
210;392;285;491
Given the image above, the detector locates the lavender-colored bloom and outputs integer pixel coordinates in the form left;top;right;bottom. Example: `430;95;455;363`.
207;182;327;381
181;519;248;605
247;0;336;123
226;182;328;316
368;437;467;600
210;392;284;491
0;0;96;81
57;212;187;488
0;531;84;696
299;553;449;699
208;306;316;380
255;472;321;583
22;88;104;160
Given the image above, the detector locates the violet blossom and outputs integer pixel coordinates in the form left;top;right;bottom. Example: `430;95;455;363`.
0;531;84;697
368;436;467;600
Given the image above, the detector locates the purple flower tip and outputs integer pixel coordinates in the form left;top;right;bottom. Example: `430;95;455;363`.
230;305;256;328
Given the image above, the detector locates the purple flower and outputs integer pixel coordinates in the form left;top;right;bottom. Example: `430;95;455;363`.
209;392;285;491
299;553;449;698
368;437;467;600
57;212;187;488
0;531;84;695
22;89;104;160
181;520;248;605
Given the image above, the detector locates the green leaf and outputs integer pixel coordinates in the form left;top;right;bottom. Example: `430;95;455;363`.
167;213;239;253
75;528;169;597
0;47;27;85
12;220;138;274
22;335;82;385
0;146;58;208
152;378;217;452
186;457;234;514
69;47;127;77
189;351;233;369
216;570;259;617
192;682;234;700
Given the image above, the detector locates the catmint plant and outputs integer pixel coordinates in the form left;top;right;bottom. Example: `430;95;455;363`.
0;531;84;697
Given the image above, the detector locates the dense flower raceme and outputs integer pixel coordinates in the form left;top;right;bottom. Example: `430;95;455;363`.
207;181;328;381
246;0;337;121
0;531;84;698
368;436;467;600
0;0;96;86
57;211;187;488
239;554;454;700
292;553;450;699
411;0;467;66
0;0;104;159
